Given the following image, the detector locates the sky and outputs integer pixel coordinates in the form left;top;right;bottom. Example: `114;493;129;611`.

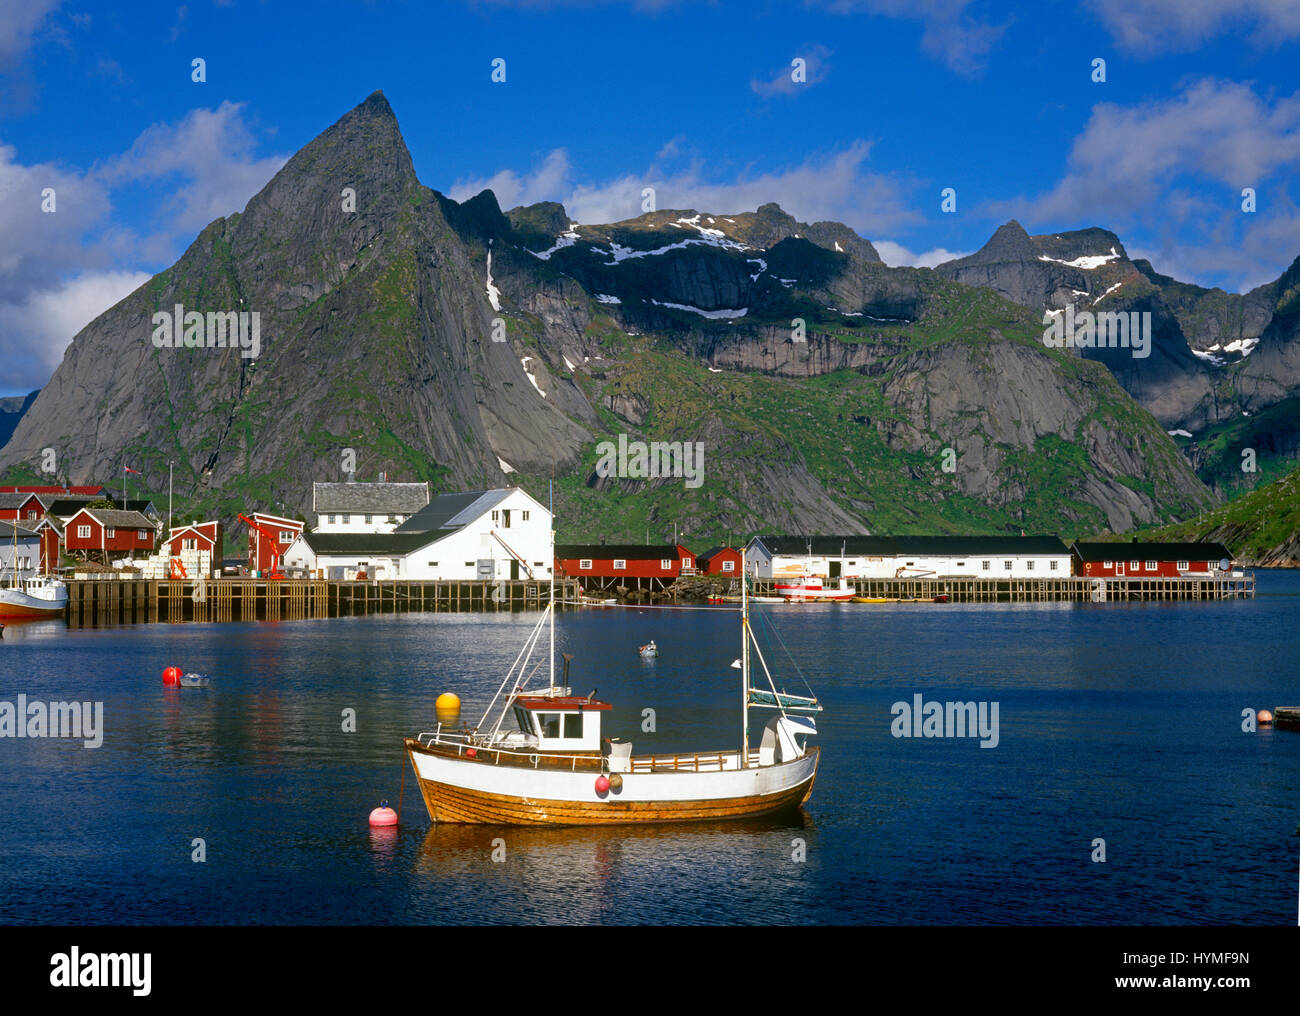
1;0;1298;396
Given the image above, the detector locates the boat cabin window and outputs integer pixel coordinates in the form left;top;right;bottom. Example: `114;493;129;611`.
513;706;536;734
564;713;583;738
539;713;561;738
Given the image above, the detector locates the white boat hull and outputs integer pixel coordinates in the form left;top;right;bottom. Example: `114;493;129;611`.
0;582;68;618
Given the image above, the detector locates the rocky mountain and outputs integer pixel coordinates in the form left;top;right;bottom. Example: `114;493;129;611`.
0;91;1220;543
0;390;38;451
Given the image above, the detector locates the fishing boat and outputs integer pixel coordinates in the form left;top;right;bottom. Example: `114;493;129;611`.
774;575;854;602
403;528;822;826
0;523;67;618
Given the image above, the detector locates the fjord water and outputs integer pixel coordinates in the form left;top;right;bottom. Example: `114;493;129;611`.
1;574;1297;926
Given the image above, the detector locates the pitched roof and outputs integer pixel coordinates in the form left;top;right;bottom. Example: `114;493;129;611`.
556;544;684;560
1071;541;1233;561
395;488;517;534
313;482;431;514
0;491;47;510
752;535;1070;556
73;508;158;529
44;497;156;517
698;546;740;563
301;531;438;555
0;520;41;539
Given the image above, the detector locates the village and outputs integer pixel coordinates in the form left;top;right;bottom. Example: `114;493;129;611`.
1;479;1248;616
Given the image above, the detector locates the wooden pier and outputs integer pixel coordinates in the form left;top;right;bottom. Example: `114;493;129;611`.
64;577;580;627
750;573;1255;603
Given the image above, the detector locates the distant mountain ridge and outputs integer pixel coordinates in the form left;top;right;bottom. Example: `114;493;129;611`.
0;91;1270;544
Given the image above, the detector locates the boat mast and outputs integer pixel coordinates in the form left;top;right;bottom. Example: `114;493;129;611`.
741;550;750;767
549;479;555;693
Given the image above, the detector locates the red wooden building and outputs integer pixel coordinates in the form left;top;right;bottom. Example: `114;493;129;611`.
63;508;159;563
555;544;696;591
0;491;49;524
1071;541;1234;578
35;518;61;573
697;546;743;576
166;521;224;556
246;513;303;574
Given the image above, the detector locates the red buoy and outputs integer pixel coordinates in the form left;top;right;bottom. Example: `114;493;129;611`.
1258;709;1274;725
595;775;610;794
162;666;182;686
369;802;397;827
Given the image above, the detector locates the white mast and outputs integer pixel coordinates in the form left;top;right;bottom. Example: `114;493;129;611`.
741;553;750;767
549;479;555;693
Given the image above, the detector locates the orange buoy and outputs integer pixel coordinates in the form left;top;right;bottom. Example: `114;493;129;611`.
436;692;460;712
162;666;182;686
1258;709;1273;725
368;801;398;826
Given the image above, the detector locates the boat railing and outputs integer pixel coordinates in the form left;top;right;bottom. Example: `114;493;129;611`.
414;727;595;772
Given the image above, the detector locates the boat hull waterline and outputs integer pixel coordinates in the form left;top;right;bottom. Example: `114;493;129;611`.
405;739;819;826
0;586;68;618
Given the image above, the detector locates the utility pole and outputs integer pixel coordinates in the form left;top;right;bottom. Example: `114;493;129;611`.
168;461;173;534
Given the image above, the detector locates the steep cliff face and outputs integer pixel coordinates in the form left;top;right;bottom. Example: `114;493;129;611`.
0;91;1221;542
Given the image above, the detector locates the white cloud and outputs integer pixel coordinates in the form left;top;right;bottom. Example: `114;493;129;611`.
816;0;1006;74
1087;0;1300;53
0;0;60;68
455;140;919;237
751;45;832;97
874;241;972;268
0;270;151;392
99;101;288;236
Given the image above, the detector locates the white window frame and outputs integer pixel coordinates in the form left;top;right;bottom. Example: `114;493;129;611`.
579;559;592;570
105;527;116;539
660;558;672;569
722;560;734;572
1176;560;1189;571
613;559;627;570
1145;561;1157;571
77;525;91;539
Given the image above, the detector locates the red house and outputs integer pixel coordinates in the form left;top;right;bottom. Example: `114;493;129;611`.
63;508;159;563
1071;541;1234;578
0;491;49;524
166;521;224;556
34;518;61;573
697;546;743;576
555;544;696;591
246;513;303;575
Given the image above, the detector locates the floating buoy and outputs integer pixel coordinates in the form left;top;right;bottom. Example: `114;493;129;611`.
1258;709;1273;725
436;692;461;712
608;773;623;791
162;666;182;686
369;800;398;827
595;775;610;794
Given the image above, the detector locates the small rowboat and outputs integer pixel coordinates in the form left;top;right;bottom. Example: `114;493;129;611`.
178;673;211;688
638;640;659;658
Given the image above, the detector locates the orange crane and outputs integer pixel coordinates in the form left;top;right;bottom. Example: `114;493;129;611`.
238;513;287;580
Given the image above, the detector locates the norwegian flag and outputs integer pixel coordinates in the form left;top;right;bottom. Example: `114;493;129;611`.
124;466;142;474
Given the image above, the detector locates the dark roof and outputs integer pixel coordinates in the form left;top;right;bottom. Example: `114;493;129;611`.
1071;541;1233;561
301;531;438;555
697;546;740;563
395;489;516;534
45;497;156;516
0;491;49;510
74;508;158;529
753;535;1069;556
313;482;431;514
556;544;684;560
1;521;41;538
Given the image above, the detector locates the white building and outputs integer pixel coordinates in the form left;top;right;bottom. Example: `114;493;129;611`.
0;522;41;579
312;481;432;534
283;487;552;581
746;535;1071;580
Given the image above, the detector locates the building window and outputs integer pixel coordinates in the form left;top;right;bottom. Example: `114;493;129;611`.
722;560;734;572
1177;560;1189;570
105;528;115;538
613;559;626;570
982;560;991;570
682;558;692;568
580;559;592;570
365;514;373;525
1145;561;1157;571
280;531;293;543
184;538;196;550
138;530;148;540
522;511;530;521
78;525;91;539
661;559;671;569
464;562;474;567
1003;560;1012;570
492;510;499;522
428;561;437;567
1026;560;1034;571
387;515;395;523
1103;561;1113;569
25;510;35;520
327;514;335;524
1050;560;1059;571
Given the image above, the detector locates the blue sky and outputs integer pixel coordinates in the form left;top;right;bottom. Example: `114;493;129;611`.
2;0;1299;395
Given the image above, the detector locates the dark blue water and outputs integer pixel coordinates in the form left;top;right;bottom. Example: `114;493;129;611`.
1;573;1297;925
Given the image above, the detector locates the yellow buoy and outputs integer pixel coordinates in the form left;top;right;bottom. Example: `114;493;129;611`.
436;692;461;712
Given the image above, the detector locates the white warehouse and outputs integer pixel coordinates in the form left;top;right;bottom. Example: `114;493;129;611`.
283;487;552;582
746;535;1071;580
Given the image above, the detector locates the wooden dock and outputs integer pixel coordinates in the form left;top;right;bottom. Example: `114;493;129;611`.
64;577;580;627
750;573;1255;602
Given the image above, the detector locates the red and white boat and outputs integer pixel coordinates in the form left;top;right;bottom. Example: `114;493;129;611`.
774;575;854;602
